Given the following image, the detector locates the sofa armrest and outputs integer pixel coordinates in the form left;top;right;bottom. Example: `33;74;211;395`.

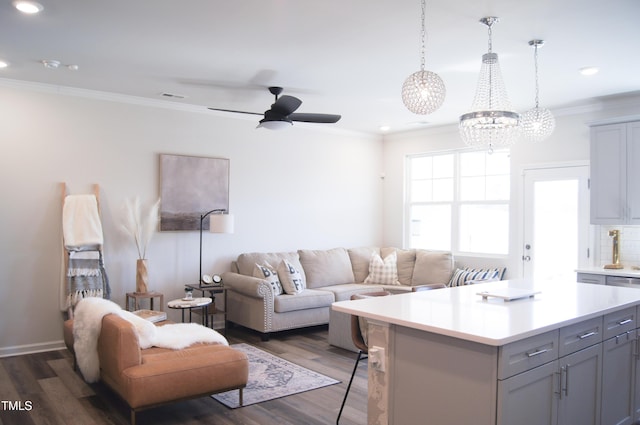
222;272;275;299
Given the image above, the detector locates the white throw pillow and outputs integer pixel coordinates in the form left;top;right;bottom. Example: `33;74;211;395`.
277;259;305;294
364;252;400;285
253;262;283;295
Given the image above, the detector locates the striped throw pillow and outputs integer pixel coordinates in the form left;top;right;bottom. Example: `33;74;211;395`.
448;267;506;287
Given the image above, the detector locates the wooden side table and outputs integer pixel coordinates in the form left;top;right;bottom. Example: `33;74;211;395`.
185;284;228;335
126;291;164;312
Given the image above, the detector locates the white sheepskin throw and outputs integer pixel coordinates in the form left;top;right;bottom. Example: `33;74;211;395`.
72;297;228;383
73;297;122;383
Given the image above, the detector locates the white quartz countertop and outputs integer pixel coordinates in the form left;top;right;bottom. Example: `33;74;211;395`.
576;266;640;278
331;279;640;346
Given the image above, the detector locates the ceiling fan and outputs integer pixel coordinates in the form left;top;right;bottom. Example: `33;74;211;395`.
208;86;341;130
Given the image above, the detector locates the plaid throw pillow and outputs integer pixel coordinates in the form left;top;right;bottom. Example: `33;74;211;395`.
364;252;400;285
253;262;283;295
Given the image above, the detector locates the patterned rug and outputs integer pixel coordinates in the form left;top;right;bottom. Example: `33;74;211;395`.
212;343;340;408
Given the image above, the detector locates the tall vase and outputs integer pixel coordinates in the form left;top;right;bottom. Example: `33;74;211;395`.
136;259;149;294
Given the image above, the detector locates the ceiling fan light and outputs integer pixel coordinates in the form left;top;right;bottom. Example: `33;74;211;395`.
257;118;293;130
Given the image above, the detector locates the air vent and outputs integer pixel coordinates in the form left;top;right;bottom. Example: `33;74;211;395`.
161;92;186;99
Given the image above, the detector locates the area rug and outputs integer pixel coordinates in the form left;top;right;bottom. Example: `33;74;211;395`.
212;343;340;408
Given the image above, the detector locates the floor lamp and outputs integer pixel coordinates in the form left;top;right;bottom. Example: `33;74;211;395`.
199;209;234;287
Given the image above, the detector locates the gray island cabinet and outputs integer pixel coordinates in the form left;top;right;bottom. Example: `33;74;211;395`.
332;280;640;425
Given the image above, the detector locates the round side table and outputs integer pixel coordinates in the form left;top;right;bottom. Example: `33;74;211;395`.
167;297;212;326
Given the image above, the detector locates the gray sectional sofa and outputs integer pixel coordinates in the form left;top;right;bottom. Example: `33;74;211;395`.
221;246;455;341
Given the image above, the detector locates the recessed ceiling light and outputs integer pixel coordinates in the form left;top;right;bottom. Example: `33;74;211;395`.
41;59;60;69
379;125;391;132
0;61;9;69
12;1;44;14
579;66;599;76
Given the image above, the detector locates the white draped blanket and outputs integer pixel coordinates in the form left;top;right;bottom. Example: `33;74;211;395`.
63;194;104;249
73;297;228;383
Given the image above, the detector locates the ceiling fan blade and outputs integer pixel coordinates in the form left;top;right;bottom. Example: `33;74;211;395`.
290;113;341;124
207;107;263;116
271;95;302;116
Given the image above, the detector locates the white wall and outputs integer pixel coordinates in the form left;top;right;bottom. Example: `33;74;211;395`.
381;94;640;278
0;81;383;356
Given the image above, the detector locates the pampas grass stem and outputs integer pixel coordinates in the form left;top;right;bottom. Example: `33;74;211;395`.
121;197;160;259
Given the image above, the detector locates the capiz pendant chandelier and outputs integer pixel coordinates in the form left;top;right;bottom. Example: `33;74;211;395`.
459;17;520;151
520;40;555;142
401;0;445;115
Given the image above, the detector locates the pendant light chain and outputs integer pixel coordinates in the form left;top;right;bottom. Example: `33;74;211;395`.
420;0;426;71
533;43;540;109
520;39;555;143
400;0;445;115
487;23;493;54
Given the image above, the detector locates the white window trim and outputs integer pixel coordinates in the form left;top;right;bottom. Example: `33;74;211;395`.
405;148;510;256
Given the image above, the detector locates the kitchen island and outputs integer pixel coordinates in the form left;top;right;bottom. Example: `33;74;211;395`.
332;279;640;425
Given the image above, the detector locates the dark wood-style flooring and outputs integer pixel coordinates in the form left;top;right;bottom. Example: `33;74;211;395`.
0;325;367;425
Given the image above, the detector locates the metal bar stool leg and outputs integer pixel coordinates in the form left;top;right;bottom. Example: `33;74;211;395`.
337;350;366;424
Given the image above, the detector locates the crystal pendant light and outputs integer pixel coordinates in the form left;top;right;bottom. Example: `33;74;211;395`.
401;0;445;115
459;17;520;151
520;40;555;143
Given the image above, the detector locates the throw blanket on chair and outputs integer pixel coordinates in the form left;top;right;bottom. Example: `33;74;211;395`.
73;297;228;383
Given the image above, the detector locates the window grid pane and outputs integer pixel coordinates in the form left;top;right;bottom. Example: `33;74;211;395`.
407;149;510;255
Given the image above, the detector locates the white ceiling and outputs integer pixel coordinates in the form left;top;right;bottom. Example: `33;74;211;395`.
2;0;639;135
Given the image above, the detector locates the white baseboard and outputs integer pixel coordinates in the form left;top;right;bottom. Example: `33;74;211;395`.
0;340;66;358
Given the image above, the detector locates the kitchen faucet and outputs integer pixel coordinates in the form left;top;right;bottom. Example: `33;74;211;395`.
604;229;623;269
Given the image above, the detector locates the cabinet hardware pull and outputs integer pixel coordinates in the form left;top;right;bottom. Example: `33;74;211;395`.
617;318;633;326
526;348;549;357
578;331;596;339
564;365;570;397
554;371;563;399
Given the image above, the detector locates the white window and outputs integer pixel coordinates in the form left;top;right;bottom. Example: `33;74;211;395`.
406;149;510;255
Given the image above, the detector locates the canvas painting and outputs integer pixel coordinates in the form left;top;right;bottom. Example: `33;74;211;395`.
160;154;230;231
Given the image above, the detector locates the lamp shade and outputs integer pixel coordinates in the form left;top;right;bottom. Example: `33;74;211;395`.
209;213;234;234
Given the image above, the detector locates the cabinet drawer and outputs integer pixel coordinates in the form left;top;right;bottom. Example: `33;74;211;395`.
498;330;559;380
559;316;604;357
606;276;640;288
603;307;636;340
577;273;606;285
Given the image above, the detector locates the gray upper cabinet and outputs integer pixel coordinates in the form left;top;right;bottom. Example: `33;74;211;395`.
590;121;640;224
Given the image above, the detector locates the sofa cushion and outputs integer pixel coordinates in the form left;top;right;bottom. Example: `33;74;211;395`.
364;252;400;285
299;248;355;289
273;289;335;313
411;250;454;286
236;251;306;285
381;247;416;285
253;263;283;295
449;267;506;287
319;283;386;302
277;259;305;294
348;246;380;283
